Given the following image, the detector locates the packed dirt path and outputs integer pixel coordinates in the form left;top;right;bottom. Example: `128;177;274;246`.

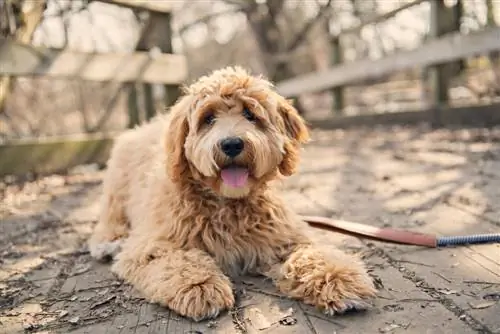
1;125;499;334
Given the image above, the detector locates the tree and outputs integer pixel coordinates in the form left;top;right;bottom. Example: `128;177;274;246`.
0;0;47;114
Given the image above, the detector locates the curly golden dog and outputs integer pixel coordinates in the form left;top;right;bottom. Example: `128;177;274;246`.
88;66;376;321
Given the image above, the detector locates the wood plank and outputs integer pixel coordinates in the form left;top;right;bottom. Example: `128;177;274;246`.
0;134;115;176
301;252;479;334
98;0;174;13
279;142;482;333
0;38;187;84
305;103;500;129
289;128;500;332
277;27;500;97
349;136;500;332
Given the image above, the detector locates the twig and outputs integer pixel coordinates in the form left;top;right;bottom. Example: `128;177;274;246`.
89;295;116;309
178;7;245;35
432;271;452;283
393;259;434;268
330;0;429;39
397;298;440;303
229;306;247;333
302;311;346;328
286;0;333;52
129;316;169;329
463;280;500;285
245;287;287;298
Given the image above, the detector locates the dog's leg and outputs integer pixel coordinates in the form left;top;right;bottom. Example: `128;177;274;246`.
88;196;128;261
88;137;134;262
88;191;129;261
264;244;376;315
111;234;235;321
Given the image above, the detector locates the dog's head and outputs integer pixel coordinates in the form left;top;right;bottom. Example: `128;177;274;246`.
164;66;309;198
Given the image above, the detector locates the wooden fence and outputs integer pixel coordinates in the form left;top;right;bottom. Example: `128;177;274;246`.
1;0;500;176
0;0;186;175
276;0;500;129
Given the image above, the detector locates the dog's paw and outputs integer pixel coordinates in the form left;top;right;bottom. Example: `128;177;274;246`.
89;239;123;262
169;276;235;322
304;268;376;316
325;297;373;315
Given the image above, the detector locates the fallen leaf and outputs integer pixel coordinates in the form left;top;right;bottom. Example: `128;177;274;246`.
437;289;458;295
23;323;35;330
70;264;91;276
279;316;297;326
483;293;500;301
207;320;218;328
469;301;497;309
58;310;69;318
246;308;272;330
379;324;401;333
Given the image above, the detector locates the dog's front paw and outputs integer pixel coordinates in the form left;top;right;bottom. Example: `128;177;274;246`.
301;266;376;315
88;239;123;262
274;246;377;316
169;275;235;321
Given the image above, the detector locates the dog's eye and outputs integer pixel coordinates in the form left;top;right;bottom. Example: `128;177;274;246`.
203;112;216;126
243;108;256;122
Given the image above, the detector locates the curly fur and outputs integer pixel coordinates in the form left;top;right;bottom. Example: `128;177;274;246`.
88;66;376;321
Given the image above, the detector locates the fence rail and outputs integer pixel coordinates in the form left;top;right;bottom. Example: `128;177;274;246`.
277;27;500;97
277;0;500;129
0;39;187;84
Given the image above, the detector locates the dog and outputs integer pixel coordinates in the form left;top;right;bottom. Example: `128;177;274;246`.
88;66;376;321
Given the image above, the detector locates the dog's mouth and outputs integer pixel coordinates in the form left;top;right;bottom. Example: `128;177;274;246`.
220;164;249;188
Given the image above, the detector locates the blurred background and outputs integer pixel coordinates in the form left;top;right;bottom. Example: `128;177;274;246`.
1;4;500;333
0;0;499;141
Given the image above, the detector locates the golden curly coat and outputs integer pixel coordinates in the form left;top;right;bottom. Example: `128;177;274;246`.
88;66;376;321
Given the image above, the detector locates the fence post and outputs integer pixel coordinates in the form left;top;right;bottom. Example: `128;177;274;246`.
427;0;448;126
127;83;140;128
161;12;181;109
427;0;463;126
130;11;180;124
331;36;344;115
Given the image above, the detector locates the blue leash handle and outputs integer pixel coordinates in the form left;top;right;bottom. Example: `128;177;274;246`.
437;233;500;247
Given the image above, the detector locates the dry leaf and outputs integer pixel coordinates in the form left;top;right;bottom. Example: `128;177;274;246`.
437;289;458;295
246;308;272;330
469;301;496;309
58;310;69;318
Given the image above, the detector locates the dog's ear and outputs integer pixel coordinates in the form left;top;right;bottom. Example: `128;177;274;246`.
277;98;310;176
164;96;191;183
278;98;310;143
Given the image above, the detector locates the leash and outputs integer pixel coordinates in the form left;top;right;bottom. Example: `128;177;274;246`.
301;215;500;247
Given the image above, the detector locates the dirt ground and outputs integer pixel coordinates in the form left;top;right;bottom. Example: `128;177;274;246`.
1;125;499;334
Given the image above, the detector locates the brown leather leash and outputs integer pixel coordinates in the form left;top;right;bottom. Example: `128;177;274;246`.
302;215;500;247
301;215;450;248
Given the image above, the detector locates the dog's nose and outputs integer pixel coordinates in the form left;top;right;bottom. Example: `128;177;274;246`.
220;137;244;158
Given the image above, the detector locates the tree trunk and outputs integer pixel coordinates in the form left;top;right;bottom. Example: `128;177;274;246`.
0;0;47;114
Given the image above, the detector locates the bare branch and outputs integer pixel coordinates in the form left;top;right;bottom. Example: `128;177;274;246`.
332;0;429;39
94;0;173;13
178;7;244;35
286;0;333;52
220;0;255;7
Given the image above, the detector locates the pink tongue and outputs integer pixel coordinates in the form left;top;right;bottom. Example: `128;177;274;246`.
221;167;249;188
